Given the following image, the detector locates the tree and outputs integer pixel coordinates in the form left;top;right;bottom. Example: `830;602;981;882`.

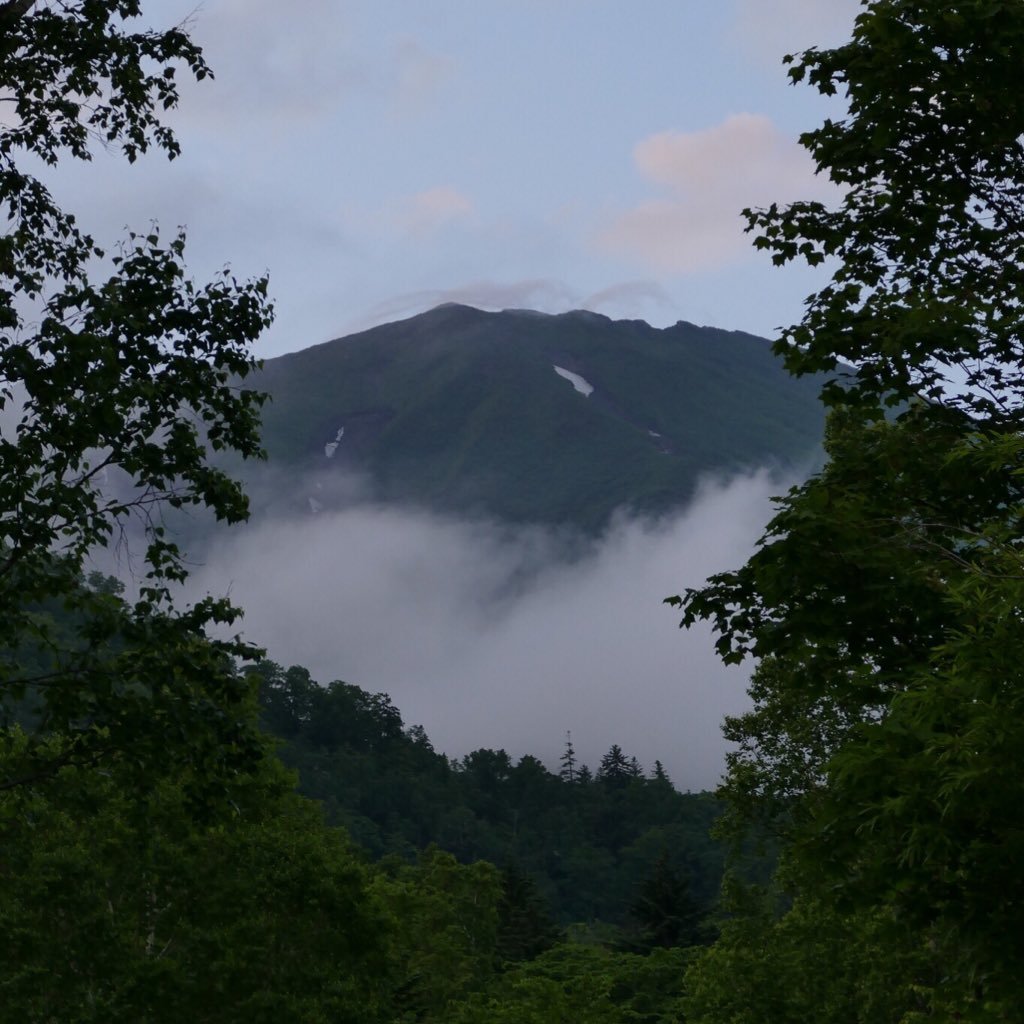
495;862;560;963
371;847;501;1018
0;2;273;793
673;0;1024;1016
625;852;705;952
304;679;405;753
443;944;692;1024
596;744;630;785
0;738;394;1023
683;883;927;1024
559;731;577;783
253;662;320;739
746;0;1024;430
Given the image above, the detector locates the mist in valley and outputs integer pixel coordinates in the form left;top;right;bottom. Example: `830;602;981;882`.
183;467;793;791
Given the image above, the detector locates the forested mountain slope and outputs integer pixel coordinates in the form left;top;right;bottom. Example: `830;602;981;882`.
255;660;729;934
246;304;826;530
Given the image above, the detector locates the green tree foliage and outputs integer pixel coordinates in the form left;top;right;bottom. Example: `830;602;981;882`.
496;862;562;963
371;847;502;1019
624;852;706;952
443;944;693;1024
749;0;1024;428
0;736;392;1023
674;1;1024;1018
0;6;420;1019
684;883;928;1024
0;1;273;793
257;662;725;930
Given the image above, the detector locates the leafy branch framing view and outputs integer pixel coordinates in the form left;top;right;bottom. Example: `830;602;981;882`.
673;2;1024;1018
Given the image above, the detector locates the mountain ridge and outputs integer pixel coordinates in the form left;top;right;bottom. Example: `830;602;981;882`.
239;304;826;531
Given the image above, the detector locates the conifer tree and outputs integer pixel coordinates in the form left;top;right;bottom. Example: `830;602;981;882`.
559;731;577;783
597;744;630;785
495;863;561;963
628;852;705;951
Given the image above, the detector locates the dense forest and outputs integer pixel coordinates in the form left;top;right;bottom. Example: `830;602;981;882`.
255;660;727;931
5;1;1024;1021
7;575;729;1016
6;622;725;1020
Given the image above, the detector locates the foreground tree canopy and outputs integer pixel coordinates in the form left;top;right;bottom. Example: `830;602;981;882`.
674;1;1024;1019
0;1;273;794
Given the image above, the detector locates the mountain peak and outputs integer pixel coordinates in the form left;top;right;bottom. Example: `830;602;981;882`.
249;306;826;531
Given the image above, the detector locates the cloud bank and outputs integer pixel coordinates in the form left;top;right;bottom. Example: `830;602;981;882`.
157;0;454;132
185;470;790;790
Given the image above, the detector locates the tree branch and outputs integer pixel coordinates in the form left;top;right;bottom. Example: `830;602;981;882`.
0;0;34;24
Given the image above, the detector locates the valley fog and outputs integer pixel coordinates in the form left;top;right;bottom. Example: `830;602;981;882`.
184;469;790;790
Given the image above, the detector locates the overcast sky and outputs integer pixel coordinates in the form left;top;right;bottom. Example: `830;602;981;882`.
42;0;858;358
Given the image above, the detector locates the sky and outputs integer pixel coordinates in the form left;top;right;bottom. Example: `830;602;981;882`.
56;1;862;787
42;0;859;359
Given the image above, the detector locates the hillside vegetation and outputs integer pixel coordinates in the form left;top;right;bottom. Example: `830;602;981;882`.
249;304;826;530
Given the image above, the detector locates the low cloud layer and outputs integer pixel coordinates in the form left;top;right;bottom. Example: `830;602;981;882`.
358;279;580;327
185;470;790;790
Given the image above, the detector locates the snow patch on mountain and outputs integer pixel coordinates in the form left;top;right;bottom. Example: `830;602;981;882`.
553;365;594;397
324;426;345;458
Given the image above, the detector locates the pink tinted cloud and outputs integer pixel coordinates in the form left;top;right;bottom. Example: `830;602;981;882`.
392;186;476;237
598;113;838;274
390;37;456;118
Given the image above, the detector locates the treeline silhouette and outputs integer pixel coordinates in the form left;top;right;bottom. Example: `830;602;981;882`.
255;660;724;939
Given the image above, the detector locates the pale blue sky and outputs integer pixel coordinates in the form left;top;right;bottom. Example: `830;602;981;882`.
44;0;860;357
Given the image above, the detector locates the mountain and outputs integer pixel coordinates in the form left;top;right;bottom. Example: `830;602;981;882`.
241;304;825;532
